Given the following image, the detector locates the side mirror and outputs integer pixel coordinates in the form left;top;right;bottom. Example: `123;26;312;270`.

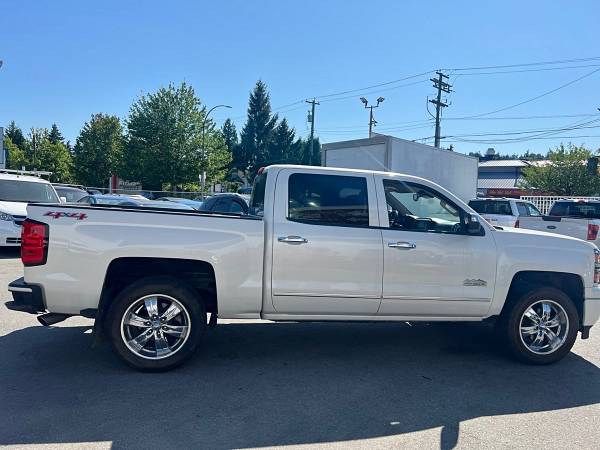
60;196;67;203
465;213;485;236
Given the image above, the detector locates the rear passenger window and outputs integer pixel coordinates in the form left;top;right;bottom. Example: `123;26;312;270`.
516;203;528;216
288;173;369;227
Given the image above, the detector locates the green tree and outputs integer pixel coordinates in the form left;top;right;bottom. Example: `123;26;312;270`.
221;118;238;152
521;143;600;195
300;137;321;165
3;137;28;169
239;80;278;175
271;118;296;164
124;82;229;191
73;114;124;186
4;121;27;150
27;127;48;168
37;139;73;182
48;123;64;144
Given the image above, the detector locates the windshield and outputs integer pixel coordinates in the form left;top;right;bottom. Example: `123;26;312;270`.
549;202;600;219
0;179;59;203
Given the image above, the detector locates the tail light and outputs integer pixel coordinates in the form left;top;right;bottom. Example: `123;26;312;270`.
21;219;49;266
588;223;599;241
514;219;520;228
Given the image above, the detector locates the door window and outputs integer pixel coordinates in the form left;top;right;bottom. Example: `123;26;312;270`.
516;202;528;216
526;203;542;216
288;173;369;227
384;179;462;234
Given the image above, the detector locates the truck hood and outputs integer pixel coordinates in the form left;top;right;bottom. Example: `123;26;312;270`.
0;201;28;217
494;225;597;250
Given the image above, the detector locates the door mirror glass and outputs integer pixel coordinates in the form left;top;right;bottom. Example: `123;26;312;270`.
465;214;485;236
59;196;67;203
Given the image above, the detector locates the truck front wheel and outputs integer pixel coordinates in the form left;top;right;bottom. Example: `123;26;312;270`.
106;277;206;371
500;287;579;364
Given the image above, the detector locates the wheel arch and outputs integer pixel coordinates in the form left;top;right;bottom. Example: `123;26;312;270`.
501;271;584;327
93;257;217;339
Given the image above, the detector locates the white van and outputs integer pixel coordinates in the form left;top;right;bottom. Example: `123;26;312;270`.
0;173;59;246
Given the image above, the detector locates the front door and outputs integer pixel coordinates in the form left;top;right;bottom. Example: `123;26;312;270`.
271;170;383;315
376;175;496;318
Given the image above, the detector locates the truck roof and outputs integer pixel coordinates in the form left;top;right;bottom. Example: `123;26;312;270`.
264;164;430;179
0;172;52;184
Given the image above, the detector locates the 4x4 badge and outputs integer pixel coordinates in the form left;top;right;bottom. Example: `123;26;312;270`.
44;211;88;221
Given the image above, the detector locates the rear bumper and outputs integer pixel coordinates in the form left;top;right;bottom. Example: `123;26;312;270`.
5;277;45;314
583;286;600;328
0;222;21;246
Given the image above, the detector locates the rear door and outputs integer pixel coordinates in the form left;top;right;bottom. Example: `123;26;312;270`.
271;169;383;315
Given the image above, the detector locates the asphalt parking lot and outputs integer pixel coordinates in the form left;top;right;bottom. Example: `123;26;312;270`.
0;249;599;450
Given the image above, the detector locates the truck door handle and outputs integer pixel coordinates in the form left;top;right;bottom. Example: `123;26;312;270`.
388;241;416;249
278;235;308;245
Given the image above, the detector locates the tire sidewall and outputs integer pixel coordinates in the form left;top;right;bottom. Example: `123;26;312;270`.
106;277;206;371
505;287;578;364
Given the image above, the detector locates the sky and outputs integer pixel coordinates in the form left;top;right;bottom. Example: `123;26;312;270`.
1;0;600;156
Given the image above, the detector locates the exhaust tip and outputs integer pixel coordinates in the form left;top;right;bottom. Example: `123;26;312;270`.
37;313;70;327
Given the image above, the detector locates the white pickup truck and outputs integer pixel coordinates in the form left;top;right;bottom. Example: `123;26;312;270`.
520;199;600;245
7;165;600;371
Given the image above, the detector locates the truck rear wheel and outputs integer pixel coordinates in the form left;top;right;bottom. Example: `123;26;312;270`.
500;287;578;364
106;277;206;371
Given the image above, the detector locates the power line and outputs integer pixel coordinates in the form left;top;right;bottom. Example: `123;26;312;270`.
444;56;600;72
457;67;600;119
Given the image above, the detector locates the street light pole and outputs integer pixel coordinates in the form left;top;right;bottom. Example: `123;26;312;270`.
200;104;231;196
360;97;385;137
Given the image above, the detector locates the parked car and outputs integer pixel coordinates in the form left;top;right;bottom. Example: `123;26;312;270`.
78;194;194;211
198;193;249;214
7;165;600;371
156;197;205;210
0;173;59;246
468;198;542;227
53;185;89;203
519;199;600;244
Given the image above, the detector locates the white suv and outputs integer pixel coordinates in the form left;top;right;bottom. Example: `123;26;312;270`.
469;198;542;228
0;173;60;246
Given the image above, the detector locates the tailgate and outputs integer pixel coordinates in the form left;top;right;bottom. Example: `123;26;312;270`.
519;215;589;240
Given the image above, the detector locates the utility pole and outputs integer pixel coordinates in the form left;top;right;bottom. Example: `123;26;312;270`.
429;71;452;148
306;98;319;165
360;97;385;137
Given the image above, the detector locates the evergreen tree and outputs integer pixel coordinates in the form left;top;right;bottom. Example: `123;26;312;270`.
221;118;238;151
74;114;124;186
48;123;64;144
4;121;26;150
239;80;278;175
271;118;296;164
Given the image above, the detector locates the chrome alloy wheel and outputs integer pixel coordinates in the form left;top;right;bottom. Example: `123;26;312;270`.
120;294;191;360
519;300;569;355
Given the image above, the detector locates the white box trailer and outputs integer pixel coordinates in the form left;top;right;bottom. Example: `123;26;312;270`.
322;134;478;201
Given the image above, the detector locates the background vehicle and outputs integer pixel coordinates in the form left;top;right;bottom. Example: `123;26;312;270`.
0;173;59;246
469;198;542;228
78;194;195;211
7;165;600;371
53;185;88;203
322;134;478;201
197;193;249;214
520;200;600;244
156;197;205;210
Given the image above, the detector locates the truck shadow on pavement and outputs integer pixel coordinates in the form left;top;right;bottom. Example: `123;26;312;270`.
0;321;598;449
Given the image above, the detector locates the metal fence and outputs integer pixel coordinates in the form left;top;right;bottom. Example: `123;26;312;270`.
520;195;600;215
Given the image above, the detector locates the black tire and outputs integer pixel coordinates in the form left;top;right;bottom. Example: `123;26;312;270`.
499;287;579;364
106;276;206;371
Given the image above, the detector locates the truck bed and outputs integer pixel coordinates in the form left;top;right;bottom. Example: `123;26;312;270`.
23;203;265;317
